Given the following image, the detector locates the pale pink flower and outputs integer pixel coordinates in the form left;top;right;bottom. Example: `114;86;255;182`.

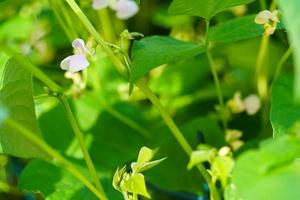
115;0;139;20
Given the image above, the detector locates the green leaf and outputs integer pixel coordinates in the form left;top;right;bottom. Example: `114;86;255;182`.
19;159;122;200
209;15;285;43
187;149;215;170
270;74;300;137
231;135;300;200
211;156;234;188
130;36;205;83
0;106;8;126
278;0;300;101
137;146;156;164
124;173;150;198
0;56;44;158
168;0;255;19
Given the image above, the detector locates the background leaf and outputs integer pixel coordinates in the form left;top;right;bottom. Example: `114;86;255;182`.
0;56;45;158
130;36;205;83
278;0;300;101
270;74;300;137
231;135;300;200
168;0;255;19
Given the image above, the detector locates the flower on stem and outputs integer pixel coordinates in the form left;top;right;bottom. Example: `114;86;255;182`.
92;0;139;20
226;91;261;116
60;38;94;73
255;10;280;36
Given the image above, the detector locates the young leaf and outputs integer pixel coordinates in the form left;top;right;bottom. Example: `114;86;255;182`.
270;74;300;137
209;15;285;43
124;173;151;198
168;0;255;20
0;56;44;158
130;36;205;83
277;0;300;101
231;135;300;200
187;149;215;170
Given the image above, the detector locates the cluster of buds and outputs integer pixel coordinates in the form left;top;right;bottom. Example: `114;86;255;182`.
255;10;280;36
225;129;244;151
92;0;139;20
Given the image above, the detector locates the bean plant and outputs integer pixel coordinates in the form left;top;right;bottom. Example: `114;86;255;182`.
0;0;300;200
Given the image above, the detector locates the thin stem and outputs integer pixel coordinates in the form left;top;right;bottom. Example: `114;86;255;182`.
59;95;107;199
5;119;106;200
274;47;292;80
205;20;227;130
88;93;152;139
256;35;270;100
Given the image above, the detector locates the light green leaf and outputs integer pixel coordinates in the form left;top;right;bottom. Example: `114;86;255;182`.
278;0;300;101
168;0;255;20
187;149;215;170
19;159;122;200
211;156;234;188
270;74;300;137
0;106;8;126
0;56;44;158
231;135;300;200
209;15;285;43
124;173;150;198
130;36;205;83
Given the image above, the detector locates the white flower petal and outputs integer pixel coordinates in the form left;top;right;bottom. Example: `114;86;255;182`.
60;56;72;71
92;0;110;10
244;95;261;115
115;0;139;20
255;10;272;24
72;38;90;55
61;55;89;73
270;10;280;23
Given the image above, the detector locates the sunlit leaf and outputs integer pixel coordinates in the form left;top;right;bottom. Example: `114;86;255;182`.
124;173;150;198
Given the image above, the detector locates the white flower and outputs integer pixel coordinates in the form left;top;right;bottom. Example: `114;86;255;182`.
115;0;139;20
92;0;110;10
244;95;261;116
60;38;93;73
255;10;280;36
92;0;139;20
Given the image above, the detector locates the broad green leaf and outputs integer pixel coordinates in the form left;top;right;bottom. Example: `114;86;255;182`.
278;0;300;101
209;15;285;43
270;74;300;137
231;135;300;200
19;159;122;200
130;36;205;83
168;0;255;19
124;173;150;198
0;56;44;158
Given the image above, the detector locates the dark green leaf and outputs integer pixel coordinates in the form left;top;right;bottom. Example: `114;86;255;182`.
130;36;205;83
168;0;255;19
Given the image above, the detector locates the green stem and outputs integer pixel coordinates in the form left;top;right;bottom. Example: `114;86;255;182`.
5;119;106;200
88;93;152;139
59;95;108;199
274;47;292;80
256;35;269;100
205;20;227;130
